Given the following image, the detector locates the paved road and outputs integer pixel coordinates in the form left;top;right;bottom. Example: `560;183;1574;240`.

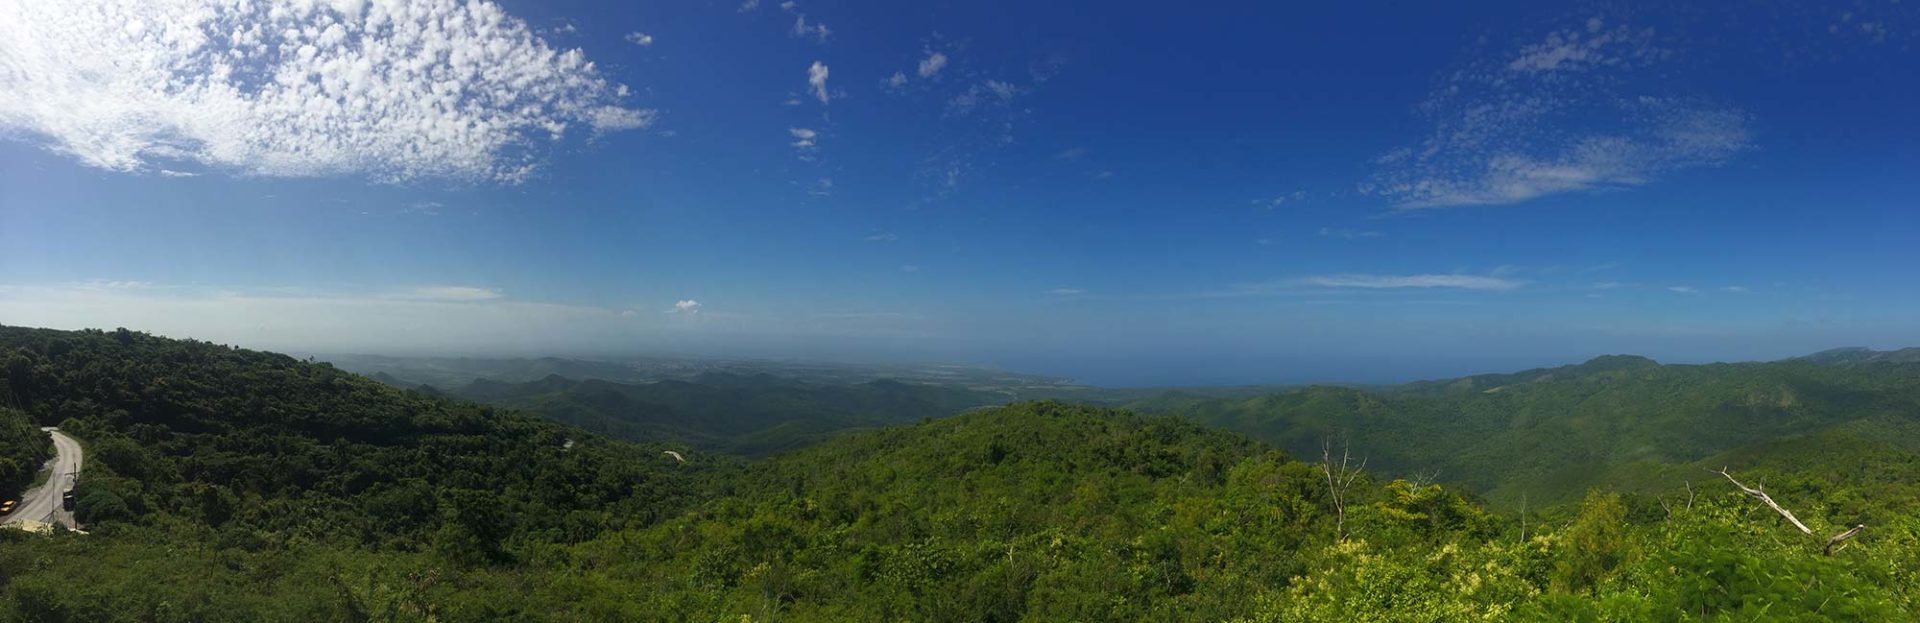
2;428;83;529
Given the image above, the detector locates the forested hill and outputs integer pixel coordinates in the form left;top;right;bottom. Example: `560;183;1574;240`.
1131;355;1920;506
3;325;1919;619
0;324;733;556
440;372;1007;456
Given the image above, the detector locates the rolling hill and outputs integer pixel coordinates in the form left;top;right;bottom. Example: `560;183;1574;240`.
442;372;1009;455
1132;355;1920;507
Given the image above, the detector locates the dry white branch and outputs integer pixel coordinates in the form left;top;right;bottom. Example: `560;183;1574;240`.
1718;467;1865;556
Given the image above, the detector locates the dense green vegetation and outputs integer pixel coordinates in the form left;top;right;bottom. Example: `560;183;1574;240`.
0;326;736;566
444;373;1004;456
4;324;1920;620
1131;355;1920;506
0;407;51;502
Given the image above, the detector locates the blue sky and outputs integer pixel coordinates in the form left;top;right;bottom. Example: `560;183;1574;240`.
1;0;1917;385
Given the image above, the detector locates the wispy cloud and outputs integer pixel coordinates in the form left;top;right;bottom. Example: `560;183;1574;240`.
1048;288;1085;296
1318;227;1384;240
1254;191;1307;209
1366;16;1748;209
1721;285;1749;293
625;32;654;46
948;80;1020;116
394;286;505;301
807;61;832;104
1667;286;1699;294
789;127;819;157
0;0;651;183
918;51;949;78
790;15;830;43
400;201;445;216
1299;274;1522;291
863;232;898;242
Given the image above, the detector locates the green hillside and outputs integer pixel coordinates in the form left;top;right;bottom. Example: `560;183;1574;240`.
1132;356;1920;506
3;325;1920;620
446;372;1007;455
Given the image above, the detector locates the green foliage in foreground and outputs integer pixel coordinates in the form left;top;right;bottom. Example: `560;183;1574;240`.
2;325;1919;621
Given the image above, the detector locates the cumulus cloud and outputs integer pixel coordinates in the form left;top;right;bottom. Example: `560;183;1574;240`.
625;32;653;46
917;51;948;77
1299;274;1522;291
1367;16;1747;209
885;71;908;89
0;0;653;183
807;61;831;104
670;299;701;315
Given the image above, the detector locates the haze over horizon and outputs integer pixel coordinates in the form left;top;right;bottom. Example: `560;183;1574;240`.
4;0;1917;386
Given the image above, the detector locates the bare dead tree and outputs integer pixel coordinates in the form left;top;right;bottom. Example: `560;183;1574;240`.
1409;468;1442;489
1717;468;1865;556
1519;493;1528;543
1320;440;1367;541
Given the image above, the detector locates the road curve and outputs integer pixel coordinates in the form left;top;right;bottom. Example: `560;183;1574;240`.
2;428;84;529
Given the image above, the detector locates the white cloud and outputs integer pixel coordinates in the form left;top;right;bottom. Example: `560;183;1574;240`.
400;201;444;216
863;232;898;242
807;61;831;104
898;264;921;273
1721;285;1749;293
1506;17;1659;73
1368;18;1746;209
791;15;830;43
738;0;761;11
670;299;701;315
1299;274;1522;291
157;169;200;177
1048;288;1084;296
808;177;833;197
789;127;818;156
0;0;652;183
948;80;1020;115
1055;147;1087;160
394;286;504;301
885;71;908;89
1668;286;1699;294
1256;191;1308;209
918;51;948;78
625;32;654;46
